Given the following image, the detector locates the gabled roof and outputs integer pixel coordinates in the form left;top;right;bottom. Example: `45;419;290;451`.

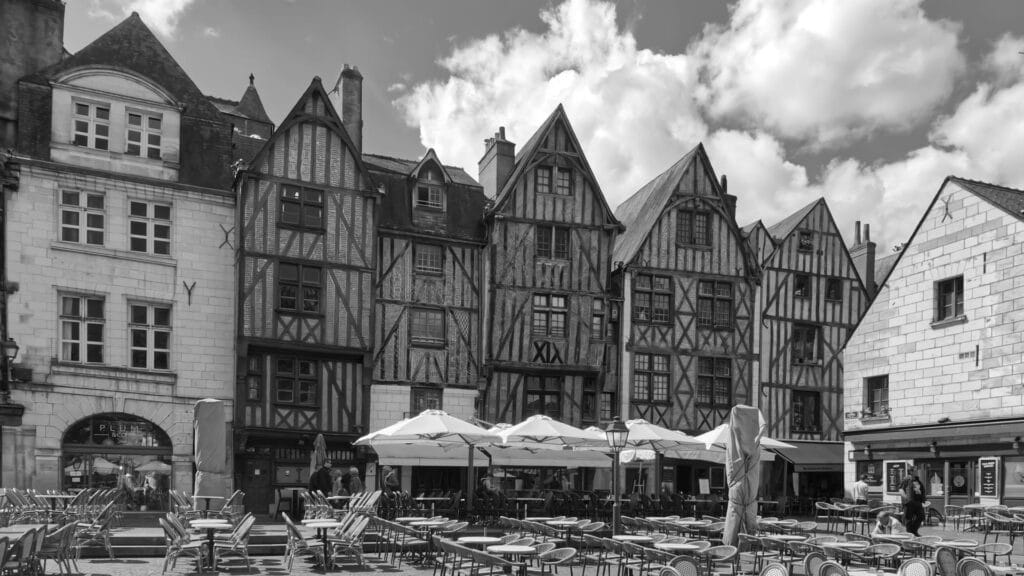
491;104;621;228
765;198;822;242
363;153;479;187
612;144;702;264
235;75;271;123
950;176;1024;221
28;12;222;124
740;220;764;236
874;252;899;288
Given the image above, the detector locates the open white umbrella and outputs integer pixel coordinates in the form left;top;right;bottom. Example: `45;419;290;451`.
694;416;797;450
624;419;706;452
497;414;608;449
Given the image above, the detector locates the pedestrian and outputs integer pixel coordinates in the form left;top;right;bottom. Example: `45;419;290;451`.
899;466;926;536
347;466;364;493
381;465;400;492
853;474;870;505
309;459;333;496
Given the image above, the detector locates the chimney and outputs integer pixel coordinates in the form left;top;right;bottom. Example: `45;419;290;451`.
338;64;363;152
720;174;737;221
850;221;877;298
478;126;515;199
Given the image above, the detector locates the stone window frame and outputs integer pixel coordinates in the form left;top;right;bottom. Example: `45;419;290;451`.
124;108;163;160
71;99;111;151
128;301;172;371
59;292;106;365
128;200;171;256
59;190;106;246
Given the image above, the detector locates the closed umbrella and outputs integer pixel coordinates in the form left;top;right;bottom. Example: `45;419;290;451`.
310;433;328;475
193;399;228;509
722;405;763;546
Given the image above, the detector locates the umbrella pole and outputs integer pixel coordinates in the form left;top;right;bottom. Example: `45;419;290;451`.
466;444;475;518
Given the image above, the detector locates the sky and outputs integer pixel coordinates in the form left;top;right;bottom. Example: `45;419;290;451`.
64;0;1024;252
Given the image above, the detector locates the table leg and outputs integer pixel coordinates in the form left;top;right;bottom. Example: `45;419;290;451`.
322;529;332;571
207;528;216;569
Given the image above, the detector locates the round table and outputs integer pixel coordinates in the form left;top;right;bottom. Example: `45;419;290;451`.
306;520;342;570
458;536;503;547
487;544;538;559
874;533;912;542
612;535;652;543
655;542;701;553
396;516;428;523
772;535;808;542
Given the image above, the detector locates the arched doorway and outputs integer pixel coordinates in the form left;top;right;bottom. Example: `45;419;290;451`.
62;413;174;512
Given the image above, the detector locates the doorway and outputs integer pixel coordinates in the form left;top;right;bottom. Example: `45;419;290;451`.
243;458;272;515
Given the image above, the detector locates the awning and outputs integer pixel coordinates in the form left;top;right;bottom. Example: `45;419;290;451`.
774;441;845;472
485;447;612;468
372;444;488;467
667;448;776;464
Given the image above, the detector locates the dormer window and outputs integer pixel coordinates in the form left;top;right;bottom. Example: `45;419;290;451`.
73;102;110;150
126;111;162;159
415;163;444;210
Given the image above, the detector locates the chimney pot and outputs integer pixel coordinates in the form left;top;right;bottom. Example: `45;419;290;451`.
865;223;871;243
499;126;506;139
855;221;862;245
479;126;516;200
720;174;728;194
331;65;363;151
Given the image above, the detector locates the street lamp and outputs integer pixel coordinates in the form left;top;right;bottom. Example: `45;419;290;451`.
604;416;629;535
0;338;18;403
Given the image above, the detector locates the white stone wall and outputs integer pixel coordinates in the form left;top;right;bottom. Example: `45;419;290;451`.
368;385;411;432
444;387;477;421
844;181;1024;432
4;162;236;490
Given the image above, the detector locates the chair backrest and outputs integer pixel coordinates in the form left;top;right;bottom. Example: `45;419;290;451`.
706;545;737;561
804;551;827;576
899;558;935;576
535;542;556;555
541;547;576;565
759;562;791;576
668;555;701;576
32;526;46;556
819;560;849;576
659;568;682;576
956;557;993;576
688;540;712;551
934;547;958;576
0;537;8;567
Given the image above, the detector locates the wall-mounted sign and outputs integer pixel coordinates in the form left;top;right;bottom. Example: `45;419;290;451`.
885;461;908;494
979;457;999;498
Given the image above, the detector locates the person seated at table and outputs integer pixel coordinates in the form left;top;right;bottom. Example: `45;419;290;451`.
872;510;906;535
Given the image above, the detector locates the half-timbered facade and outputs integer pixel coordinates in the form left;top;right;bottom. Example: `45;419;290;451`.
612;145;758;493
478;108;622;428
744;200;869;495
365;150;487;431
234;76;377;512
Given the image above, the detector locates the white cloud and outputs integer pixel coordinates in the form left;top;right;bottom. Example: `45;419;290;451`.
202;26;220;39
695;0;964;146
88;0;197;38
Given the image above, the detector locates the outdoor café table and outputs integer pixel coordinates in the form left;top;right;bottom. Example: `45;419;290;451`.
0;523;47;536
989;566;1024;576
193;494;225;518
613;535;652;543
458;536;503;548
547;519;582;542
396;516;428;523
305;520;343;570
487;544;538;562
189;519;233;569
873;533;912;542
772;535;808;542
655;542;702;553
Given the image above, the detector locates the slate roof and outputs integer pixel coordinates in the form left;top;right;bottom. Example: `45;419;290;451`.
612;145;700;264
740;220;763;236
363;153;480;187
874;252;899;288
765;198;822;242
235;79;272;123
26;13;222;123
950;176;1024;221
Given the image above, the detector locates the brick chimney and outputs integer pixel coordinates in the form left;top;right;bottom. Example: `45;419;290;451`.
850;221;877;298
720;174;737;221
338;64;363;152
478;127;515;200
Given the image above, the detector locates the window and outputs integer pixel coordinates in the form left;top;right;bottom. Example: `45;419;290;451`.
126;111;162;159
536;226;570;259
677;210;711;246
633;274;671;323
697;357;732;407
825;278;843;302
278;262;322;313
697;280;733;328
526;376;562;419
411;388;443;413
532;294;567;337
798;230;814;251
536;166;552;194
792;323;820;364
415;185;443;209
791;390;821;433
128;201;171;255
793;275;811;299
582;378;598;424
633;353;669;403
555;168;573;195
864;375;889;417
129;303;171;370
936;276;964;321
60;295;104;363
600;392;615;422
279;185;323;229
245;355;262;402
72;102;110;150
414;244;443;275
275;356;318;405
591;299;605;338
410;308;445;346
60;191;105;245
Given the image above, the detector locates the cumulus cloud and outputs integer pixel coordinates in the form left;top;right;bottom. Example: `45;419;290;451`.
88;0;197;38
202;26;220;38
397;0;1024;252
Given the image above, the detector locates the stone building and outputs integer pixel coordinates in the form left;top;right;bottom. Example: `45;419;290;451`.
2;13;266;510
843;177;1024;507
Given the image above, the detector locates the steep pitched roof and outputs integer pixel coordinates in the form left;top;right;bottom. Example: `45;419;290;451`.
491;104;621;228
874;252;899;288
363;153;479;187
235;77;272;123
29;12;222;123
950;176;1024;221
740;220;763;236
612;145;700;264
765;198;823;242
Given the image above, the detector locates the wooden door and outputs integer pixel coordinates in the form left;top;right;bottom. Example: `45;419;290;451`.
243;458;272;515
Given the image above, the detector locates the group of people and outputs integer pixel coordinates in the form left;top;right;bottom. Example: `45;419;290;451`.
854;465;927;537
308;460;365;496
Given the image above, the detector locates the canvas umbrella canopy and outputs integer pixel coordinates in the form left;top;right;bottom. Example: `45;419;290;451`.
354;409;501;513
624;419;705;452
693;417;797;450
310;433;328;473
722;405;763;546
497;414;608;449
135;460;172;474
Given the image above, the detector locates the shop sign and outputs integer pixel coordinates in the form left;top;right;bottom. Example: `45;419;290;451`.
979;457;999;498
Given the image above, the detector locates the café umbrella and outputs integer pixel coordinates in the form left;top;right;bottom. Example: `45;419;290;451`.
624;419;705;452
693;417;797;450
354;409;501;513
497;414;608;449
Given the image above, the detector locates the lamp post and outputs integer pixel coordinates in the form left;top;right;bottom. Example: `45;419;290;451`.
604;416;629;535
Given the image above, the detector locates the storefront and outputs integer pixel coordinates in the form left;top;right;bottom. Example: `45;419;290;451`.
62;413;174;512
774;441;846;503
